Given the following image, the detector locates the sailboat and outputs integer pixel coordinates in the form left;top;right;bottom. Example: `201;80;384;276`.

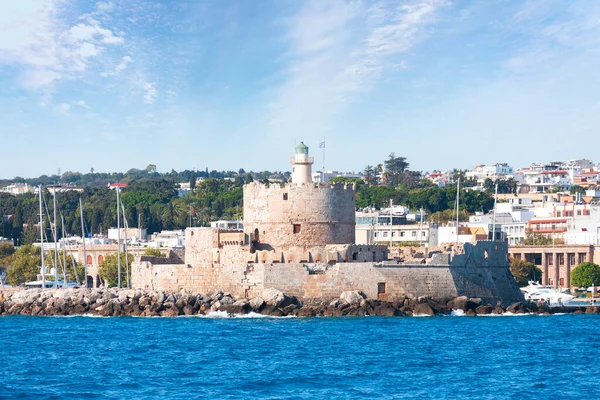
25;185;78;288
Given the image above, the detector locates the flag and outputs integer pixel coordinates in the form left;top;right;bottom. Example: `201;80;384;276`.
319;141;325;148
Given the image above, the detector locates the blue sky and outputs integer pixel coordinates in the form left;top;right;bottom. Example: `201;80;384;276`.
1;0;599;178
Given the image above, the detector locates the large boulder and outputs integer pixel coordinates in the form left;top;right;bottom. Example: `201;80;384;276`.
262;288;286;307
506;302;528;314
413;303;435;316
220;300;251;315
340;291;366;305
249;297;265;312
475;305;493;315
447;296;480;312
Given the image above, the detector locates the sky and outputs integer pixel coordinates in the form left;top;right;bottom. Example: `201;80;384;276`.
1;0;599;179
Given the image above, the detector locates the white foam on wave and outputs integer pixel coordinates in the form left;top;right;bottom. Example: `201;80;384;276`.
450;309;465;317
195;311;297;319
412;313;434;317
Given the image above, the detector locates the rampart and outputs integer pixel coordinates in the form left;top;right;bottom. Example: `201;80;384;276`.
131;241;523;306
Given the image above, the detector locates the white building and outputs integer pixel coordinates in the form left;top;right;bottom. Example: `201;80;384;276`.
465;163;514;184
355;208;432;246
312;170;362;184
107;228;148;242
211;220;243;230
515;164;572;193
147;230;185;248
1;183;35;195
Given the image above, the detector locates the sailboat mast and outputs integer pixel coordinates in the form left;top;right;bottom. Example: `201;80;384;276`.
39;185;45;288
455;178;461;243
492;181;498;241
61;215;67;285
53;188;59;287
116;186;121;288
80;197;87;288
122;204;129;289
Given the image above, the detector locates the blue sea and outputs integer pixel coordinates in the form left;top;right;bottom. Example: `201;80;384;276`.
1;313;599;399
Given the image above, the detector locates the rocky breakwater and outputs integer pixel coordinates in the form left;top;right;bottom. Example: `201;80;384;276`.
0;288;596;317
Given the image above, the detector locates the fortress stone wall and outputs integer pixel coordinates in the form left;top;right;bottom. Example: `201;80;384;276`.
131;241;523;306
243;181;356;250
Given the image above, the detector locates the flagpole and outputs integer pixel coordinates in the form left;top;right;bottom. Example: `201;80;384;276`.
321;138;326;183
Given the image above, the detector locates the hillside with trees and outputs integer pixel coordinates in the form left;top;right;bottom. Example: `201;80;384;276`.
0;155;495;246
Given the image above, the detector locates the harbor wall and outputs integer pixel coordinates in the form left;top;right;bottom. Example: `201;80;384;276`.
131;261;523;306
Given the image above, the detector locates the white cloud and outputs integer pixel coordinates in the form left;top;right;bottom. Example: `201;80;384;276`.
143;82;157;104
56;103;70;113
75;100;90;108
116;55;133;71
267;0;448;139
0;0;125;90
96;1;113;12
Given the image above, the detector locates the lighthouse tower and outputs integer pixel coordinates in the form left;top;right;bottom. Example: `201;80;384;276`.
290;142;314;184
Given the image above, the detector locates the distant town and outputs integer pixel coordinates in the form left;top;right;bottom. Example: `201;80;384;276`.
1;155;599;291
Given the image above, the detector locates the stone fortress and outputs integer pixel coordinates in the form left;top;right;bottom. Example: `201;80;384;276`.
131;143;524;305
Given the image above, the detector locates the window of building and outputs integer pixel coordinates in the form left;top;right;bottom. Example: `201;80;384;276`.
586;210;591;215
579;253;587;264
283;193;288;200
557;211;561;217
392;232;396;237
569;254;575;265
548;255;553;266
577;210;582;216
383;232;388;237
422;231;426;237
293;224;301;234
377;282;386;294
412;231;417;237
400;231;405;237
560;278;565;286
558;254;564;265
551;224;556;230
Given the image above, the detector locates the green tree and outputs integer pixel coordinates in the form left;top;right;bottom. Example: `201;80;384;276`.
5;245;41;286
384;153;409;186
570;185;585;195
98;252;134;288
363;165;378;186
189;171;196;191
11;205;23;243
143;248;165;257
509;257;542;287
571;262;600;288
0;242;15;270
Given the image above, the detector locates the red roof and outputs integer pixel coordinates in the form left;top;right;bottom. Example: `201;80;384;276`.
540;170;568;175
109;182;128;187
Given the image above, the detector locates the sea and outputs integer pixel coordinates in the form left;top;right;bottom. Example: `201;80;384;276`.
1;313;599;399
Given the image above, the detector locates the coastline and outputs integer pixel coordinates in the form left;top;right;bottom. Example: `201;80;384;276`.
1;288;597;318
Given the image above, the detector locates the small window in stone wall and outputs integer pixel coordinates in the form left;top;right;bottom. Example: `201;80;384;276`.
378;282;386;294
293;224;301;234
283;193;288;200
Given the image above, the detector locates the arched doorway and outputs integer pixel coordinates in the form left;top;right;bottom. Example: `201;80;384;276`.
254;228;260;243
86;275;94;288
